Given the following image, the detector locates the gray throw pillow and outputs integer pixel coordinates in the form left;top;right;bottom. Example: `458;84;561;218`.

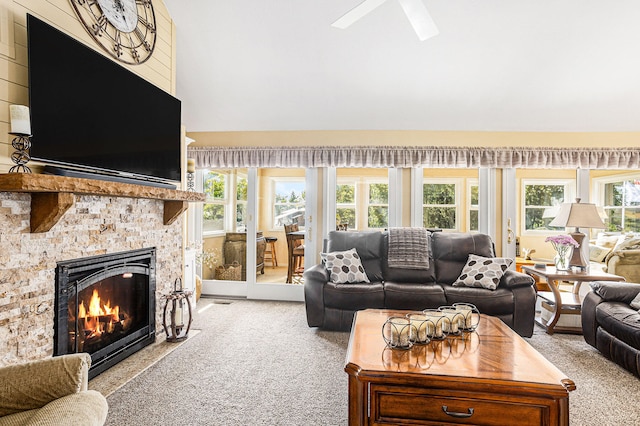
453;254;513;291
321;248;370;284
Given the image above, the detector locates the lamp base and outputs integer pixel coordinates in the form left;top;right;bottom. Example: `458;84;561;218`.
569;231;588;270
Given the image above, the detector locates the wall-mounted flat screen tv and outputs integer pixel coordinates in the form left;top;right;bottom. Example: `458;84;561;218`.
27;14;181;186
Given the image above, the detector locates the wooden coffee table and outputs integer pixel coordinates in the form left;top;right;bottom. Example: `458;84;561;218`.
345;309;575;426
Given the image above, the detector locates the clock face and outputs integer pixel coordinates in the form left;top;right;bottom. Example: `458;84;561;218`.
70;0;157;64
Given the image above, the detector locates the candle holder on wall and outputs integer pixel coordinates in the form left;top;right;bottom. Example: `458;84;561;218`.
162;278;193;342
187;172;195;191
8;133;32;173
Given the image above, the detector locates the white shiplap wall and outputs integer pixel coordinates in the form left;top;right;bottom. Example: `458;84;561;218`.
0;0;176;172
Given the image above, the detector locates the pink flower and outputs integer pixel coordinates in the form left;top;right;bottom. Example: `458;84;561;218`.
545;235;580;247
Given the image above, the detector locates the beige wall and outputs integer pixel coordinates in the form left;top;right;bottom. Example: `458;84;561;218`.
0;0;177;172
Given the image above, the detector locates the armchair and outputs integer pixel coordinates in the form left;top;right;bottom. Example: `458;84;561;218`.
0;353;108;426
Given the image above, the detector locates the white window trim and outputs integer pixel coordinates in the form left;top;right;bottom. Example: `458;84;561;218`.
422;178;463;231
520;178;575;236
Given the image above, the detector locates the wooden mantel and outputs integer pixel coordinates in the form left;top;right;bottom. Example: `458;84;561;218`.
0;173;205;233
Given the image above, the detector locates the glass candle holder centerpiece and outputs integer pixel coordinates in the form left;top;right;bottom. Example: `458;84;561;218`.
438;306;464;335
452;302;480;331
382;316;414;349
407;312;431;344
422;309;447;340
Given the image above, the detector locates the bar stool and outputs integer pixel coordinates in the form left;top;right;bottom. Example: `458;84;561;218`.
264;236;278;268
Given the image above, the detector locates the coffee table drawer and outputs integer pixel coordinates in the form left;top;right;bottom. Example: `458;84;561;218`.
372;385;550;425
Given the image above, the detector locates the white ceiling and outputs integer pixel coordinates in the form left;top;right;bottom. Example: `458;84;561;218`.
164;0;640;133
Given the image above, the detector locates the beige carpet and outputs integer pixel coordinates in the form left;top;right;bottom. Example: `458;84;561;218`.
101;299;640;425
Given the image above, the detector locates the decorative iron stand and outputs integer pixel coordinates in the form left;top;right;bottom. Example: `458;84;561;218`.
8;133;32;173
162;278;193;342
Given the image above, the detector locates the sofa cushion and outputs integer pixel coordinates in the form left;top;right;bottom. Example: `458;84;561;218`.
326;231;384;281
383;282;447;310
452;255;512;290
321;248;369;284
432;232;495;284
595;301;640;351
590;244;612;263
323;282;385;310
443;285;515;316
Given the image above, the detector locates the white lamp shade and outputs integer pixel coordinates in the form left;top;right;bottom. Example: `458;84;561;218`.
548;201;605;229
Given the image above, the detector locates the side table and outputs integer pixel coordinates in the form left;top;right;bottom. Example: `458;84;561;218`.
522;265;625;335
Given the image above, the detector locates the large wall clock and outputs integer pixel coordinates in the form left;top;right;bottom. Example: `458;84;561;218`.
70;0;157;64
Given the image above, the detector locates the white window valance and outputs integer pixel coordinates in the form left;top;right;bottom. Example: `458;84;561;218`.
188;146;640;169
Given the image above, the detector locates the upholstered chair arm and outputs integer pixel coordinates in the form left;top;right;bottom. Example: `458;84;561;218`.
499;269;535;289
0;353;91;417
303;264;330;327
589;281;640;304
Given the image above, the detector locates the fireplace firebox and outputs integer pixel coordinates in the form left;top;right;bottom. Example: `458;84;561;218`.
54;248;156;378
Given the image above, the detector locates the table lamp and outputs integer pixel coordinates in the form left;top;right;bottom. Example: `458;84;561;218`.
548;198;606;269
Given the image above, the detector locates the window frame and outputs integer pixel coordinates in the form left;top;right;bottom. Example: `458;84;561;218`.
271;177;306;230
520;178;575;236
467;179;479;232
593;172;640;233
422;178;462;231
364;179;389;230
202;170;230;237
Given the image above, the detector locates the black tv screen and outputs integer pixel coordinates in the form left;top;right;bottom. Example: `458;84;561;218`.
27;14;181;184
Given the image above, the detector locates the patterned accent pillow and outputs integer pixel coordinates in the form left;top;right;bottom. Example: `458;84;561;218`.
453;254;513;291
321;248;370;284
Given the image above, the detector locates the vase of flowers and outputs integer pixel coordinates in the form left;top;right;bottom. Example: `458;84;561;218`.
545;235;579;271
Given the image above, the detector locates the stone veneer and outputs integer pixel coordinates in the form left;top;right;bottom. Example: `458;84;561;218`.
0;192;184;365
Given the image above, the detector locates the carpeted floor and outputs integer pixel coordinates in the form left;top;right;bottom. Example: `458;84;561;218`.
100;298;640;425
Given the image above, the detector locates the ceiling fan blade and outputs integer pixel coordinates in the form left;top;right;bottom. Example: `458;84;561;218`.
397;0;439;41
332;0;389;29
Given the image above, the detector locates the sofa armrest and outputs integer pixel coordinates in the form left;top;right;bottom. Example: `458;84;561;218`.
589;281;640;304
499;269;535;289
303;264;330;327
0;353;91;417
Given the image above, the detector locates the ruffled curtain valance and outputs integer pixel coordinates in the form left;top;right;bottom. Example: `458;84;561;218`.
188;146;640;169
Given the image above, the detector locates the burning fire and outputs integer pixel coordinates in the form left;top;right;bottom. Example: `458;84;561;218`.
78;289;122;337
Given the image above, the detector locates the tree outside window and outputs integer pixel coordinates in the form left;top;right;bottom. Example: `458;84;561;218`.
273;180;305;228
368;183;388;229
469;184;479;232
203;171;226;233
336;183;356;229
423;183;457;230
236;175;247;231
602;179;640;232
523;182;567;231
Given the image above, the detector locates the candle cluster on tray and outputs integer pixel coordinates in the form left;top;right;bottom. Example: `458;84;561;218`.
382;303;480;349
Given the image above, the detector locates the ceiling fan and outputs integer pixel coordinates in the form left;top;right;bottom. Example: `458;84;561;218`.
332;0;439;41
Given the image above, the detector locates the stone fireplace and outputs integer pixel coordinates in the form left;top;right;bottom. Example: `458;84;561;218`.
0;174;203;370
54;248;156;378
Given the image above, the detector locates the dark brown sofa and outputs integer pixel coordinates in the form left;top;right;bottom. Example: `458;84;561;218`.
582;281;640;377
303;230;537;337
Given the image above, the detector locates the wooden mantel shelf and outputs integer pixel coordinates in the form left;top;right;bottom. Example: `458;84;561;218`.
0;173;205;233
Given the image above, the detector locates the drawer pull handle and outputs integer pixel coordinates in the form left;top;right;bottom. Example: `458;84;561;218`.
442;406;474;418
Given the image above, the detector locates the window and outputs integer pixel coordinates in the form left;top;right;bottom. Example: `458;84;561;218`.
236;175;247;231
468;181;479;232
423;180;458;230
596;176;640;232
336;183;356;229
203;171;228;234
367;183;388;229
273;179;305;228
522;179;574;233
